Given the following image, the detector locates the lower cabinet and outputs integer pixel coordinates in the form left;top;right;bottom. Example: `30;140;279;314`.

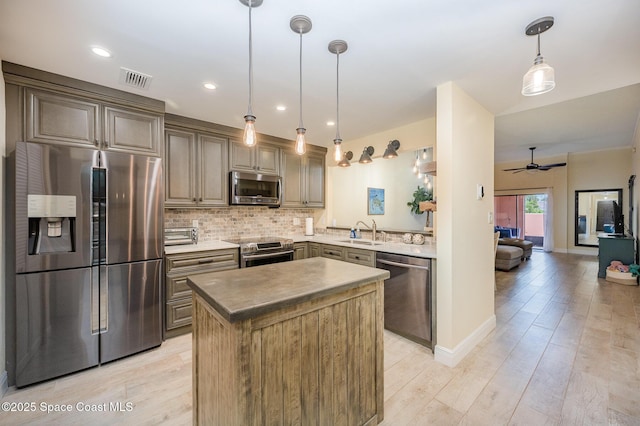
165;248;239;337
304;242;377;267
293;242;308;260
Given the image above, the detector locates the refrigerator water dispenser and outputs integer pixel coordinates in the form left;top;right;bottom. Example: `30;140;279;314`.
27;194;77;254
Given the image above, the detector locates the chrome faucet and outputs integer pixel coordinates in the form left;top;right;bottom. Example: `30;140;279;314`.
355;219;377;241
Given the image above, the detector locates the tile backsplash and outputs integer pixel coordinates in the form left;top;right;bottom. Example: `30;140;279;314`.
165;207;317;241
165;207;431;244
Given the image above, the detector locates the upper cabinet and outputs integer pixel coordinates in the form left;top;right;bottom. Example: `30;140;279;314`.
281;149;325;208
229;139;280;175
25;87;163;156
164;119;229;208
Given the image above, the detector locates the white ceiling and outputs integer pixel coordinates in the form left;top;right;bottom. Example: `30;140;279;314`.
1;0;639;164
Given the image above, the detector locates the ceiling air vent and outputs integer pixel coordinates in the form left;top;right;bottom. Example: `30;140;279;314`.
119;67;152;90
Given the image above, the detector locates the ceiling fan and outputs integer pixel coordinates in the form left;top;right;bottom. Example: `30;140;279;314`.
503;147;567;173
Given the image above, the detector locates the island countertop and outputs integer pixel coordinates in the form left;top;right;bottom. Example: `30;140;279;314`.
187;257;390;323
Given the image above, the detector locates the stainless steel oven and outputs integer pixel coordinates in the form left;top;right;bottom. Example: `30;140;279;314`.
226;237;295;268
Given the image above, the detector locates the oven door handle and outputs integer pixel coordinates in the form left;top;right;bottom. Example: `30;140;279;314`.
243;249;294;260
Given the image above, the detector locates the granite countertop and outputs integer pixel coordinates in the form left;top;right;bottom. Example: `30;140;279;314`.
164;234;436;259
288;234;437;259
164;240;239;255
187;257;390;323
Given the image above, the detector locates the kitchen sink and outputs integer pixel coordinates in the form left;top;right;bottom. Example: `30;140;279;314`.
337;239;384;246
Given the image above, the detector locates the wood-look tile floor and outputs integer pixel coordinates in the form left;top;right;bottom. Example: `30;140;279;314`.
2;251;640;425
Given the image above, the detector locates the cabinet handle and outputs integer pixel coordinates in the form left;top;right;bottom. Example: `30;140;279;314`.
199;197;203;202
198;259;214;264
355;256;360;259
193;197;197;202
94;139;100;147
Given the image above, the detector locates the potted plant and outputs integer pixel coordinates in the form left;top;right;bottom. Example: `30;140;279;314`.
407;186;432;214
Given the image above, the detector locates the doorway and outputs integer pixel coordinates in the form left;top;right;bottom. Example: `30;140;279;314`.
494;194;547;248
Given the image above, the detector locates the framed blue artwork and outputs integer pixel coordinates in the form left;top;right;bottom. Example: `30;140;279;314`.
367;187;385;215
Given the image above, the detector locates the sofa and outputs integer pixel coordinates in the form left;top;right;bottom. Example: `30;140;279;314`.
498;238;533;260
495;245;523;271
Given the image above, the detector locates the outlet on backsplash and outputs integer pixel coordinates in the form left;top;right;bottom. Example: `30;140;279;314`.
192;219;199;228
293;218;301;226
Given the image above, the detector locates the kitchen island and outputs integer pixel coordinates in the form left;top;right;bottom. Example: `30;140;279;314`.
187;257;389;425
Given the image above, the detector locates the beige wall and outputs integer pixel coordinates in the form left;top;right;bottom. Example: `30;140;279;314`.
435;82;495;364
567;149;632;253
1;62;6;394
495;148;632;254
495;155;568;251
324;117;436;231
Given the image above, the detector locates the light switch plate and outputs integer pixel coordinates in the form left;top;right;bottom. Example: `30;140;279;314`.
293;218;301;226
488;211;493;224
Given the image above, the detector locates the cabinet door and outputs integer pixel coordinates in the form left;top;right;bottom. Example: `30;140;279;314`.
25;88;100;148
308;243;321;258
165;129;197;207
229;139;255;172
198;134;229;206
229;139;280;174
281;150;305;207
293;242;308;260
104;105;162;156
256;144;280;175
320;244;344;261
305;152;325;208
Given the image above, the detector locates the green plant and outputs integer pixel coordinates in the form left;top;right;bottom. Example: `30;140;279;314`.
407;186;432;214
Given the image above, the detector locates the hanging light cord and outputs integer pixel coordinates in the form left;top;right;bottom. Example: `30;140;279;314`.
335;51;341;141
247;1;254;116
536;32;541;57
298;30;304;129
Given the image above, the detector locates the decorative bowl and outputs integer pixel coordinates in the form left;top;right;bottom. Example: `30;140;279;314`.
412;234;425;245
402;233;413;244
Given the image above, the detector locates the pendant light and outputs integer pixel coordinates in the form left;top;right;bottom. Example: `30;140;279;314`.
359;146;374;164
329;40;348;163
522;16;555;96
383;140;400;159
290;15;312;155
338;151;353;167
240;0;262;147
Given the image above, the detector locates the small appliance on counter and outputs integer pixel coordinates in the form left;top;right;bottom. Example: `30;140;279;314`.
164;227;198;246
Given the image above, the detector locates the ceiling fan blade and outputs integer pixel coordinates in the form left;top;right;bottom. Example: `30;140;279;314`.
502;167;527;171
512;169;527;174
539;162;567;168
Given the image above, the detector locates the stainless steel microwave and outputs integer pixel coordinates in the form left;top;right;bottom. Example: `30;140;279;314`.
229;171;281;207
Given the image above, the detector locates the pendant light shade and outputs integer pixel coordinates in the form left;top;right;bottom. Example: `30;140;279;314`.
359;146;374;164
338;151;353;167
522;16;555;96
329;40;348;164
334;139;343;162
240;0;263;146
290;15;312;155
383;139;400;159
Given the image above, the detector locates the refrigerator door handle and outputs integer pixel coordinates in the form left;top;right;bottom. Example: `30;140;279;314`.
100;266;109;333
91;268;100;334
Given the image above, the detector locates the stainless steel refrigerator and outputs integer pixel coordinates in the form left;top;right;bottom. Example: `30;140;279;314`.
12;141;163;387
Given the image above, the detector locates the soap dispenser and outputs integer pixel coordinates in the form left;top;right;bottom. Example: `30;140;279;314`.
350;228;356;238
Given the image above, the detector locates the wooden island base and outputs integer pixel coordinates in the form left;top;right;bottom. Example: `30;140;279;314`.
189;257;387;425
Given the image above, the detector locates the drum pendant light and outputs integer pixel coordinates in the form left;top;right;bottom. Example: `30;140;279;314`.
522;16;555;96
290;16;312;155
329;40;348;163
239;0;263;147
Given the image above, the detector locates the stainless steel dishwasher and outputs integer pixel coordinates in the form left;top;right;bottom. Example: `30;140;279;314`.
376;252;432;348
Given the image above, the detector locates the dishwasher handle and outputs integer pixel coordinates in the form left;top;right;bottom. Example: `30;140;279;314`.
377;258;430;271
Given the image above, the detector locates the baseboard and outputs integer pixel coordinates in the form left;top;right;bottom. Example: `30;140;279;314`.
434;314;496;367
567;247;598;256
0;370;7;398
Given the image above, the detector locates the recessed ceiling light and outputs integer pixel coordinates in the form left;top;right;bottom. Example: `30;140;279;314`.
204;83;217;90
91;46;112;58
276;105;286;111
326;121;335;126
